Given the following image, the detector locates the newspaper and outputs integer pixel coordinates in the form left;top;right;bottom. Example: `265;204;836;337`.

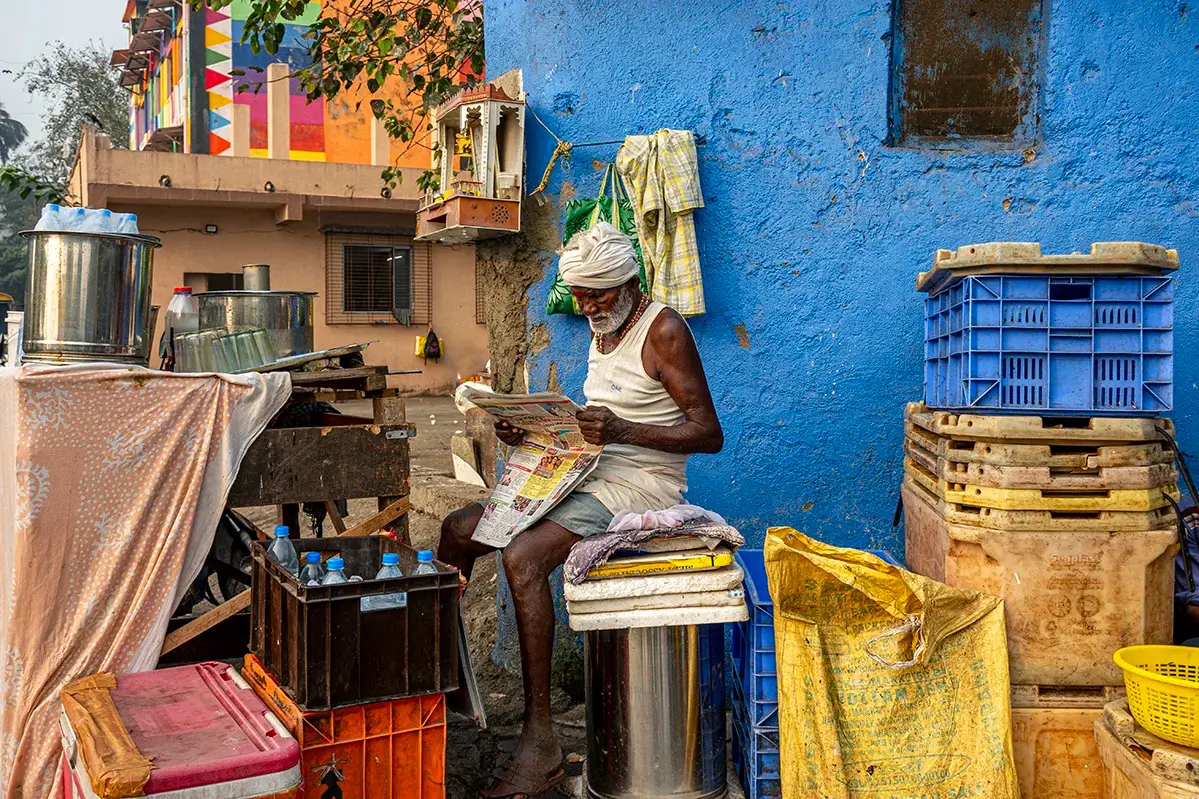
456;385;601;548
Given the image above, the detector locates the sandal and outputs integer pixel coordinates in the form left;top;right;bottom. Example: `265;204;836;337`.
478;755;566;799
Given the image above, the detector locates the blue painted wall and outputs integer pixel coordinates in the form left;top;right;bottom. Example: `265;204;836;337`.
484;0;1199;553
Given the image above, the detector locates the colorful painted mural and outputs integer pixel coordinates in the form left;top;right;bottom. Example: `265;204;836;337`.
122;0;430;168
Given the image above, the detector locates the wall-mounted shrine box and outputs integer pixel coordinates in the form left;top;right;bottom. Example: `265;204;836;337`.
416;70;525;243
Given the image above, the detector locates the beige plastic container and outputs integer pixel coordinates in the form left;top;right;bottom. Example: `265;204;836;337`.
906;401;1173;445
903;477;1177;532
905;456;1178;511
904;482;1176;686
904;421;1176;469
1097;700;1199;799
904;432;1178;490
1012;705;1104;799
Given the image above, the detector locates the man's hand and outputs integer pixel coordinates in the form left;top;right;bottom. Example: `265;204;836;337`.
495;420;525;446
576;405;625;446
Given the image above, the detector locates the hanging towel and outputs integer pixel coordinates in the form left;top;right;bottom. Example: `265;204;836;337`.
616;130;706;316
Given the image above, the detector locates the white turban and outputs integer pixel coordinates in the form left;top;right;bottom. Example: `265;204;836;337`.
558;222;638;289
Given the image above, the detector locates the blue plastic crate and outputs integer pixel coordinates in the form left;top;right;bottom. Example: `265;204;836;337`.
731;683;782;799
924;274;1173;415
730;547;900;730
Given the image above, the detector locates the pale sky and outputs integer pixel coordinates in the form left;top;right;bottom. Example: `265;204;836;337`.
0;1;128;147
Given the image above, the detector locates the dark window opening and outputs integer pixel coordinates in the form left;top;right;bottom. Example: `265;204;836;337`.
342;244;413;322
889;0;1043;145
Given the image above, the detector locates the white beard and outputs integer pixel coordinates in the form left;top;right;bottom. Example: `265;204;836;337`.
588;287;637;335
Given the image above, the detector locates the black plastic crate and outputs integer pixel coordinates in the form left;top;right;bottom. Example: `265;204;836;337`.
250;536;459;711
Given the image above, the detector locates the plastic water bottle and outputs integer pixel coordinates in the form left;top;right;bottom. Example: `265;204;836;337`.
362;553;405;611
266;525;299;576
81;209;113;234
299;551;326;586
412;550;438;576
376;552;403;579
61;207;86;232
323;557;349;585
164;287;200;364
35;204;61;231
115;213;139;235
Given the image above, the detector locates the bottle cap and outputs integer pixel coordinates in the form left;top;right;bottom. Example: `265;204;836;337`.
382;553;399;566
305;552;320;563
328;557;345;570
173;286;192;294
273;525;289;538
417;550;434;562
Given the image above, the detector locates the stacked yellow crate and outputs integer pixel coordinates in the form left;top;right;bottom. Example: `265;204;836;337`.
902;402;1180;799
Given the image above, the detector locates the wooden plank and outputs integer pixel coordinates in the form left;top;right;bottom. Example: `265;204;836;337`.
161;591;251;655
339;497;410;538
324;501;347;535
289;366;387;386
229;423;411;506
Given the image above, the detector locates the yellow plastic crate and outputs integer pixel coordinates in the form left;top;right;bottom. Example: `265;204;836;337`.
905;435;1178;490
906;401;1173;445
905;422;1176;469
904;457;1179;511
901;478;1177;533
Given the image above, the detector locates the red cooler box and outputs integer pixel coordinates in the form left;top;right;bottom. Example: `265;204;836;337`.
60;662;301;799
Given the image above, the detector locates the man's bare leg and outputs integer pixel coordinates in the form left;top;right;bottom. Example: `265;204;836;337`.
437;504;492;579
482;518;580;796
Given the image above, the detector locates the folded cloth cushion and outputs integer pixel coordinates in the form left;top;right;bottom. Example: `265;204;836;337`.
565;517;744;584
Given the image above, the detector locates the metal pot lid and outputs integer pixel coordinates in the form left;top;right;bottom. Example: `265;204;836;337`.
19;229;163;247
195;290;318;297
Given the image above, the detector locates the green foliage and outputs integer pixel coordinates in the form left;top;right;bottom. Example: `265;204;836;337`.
192;0;483;185
0;105;27;164
18;41;131;184
0;187;41;305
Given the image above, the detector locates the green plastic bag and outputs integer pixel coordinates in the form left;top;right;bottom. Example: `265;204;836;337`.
546;166;648;315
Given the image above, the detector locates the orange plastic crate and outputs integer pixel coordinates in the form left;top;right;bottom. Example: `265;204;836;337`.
243;654;446;799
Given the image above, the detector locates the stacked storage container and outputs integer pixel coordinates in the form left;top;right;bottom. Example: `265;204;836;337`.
246;536;460;799
907;242;1181;799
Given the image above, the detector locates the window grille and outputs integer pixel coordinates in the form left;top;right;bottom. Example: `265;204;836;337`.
476;258;487;325
325;232;431;325
889;0;1043;145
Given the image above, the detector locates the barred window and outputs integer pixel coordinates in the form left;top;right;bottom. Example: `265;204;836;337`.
325;232;431;325
889;0;1043;145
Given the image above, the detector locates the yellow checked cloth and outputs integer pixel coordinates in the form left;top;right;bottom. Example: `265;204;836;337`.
616;129;706;316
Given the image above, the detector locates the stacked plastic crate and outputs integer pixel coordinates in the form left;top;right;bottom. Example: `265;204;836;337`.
730;548;902;799
905;242;1181;799
245;538;460;799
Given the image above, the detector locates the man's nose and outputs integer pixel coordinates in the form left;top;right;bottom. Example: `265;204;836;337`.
579;298;598;315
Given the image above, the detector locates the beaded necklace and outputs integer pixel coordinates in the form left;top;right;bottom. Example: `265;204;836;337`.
595;294;651;354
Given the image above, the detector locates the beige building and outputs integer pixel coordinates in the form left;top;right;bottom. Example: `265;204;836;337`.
69;127;489;395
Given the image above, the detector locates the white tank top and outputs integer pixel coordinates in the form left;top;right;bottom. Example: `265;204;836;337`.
576;302;690;513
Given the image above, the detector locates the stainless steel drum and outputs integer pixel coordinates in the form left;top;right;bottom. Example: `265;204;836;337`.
196;290;315;358
20;231;160;366
585;624;727;799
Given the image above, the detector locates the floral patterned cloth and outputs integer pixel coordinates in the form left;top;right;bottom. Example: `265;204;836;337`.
0;364;290;797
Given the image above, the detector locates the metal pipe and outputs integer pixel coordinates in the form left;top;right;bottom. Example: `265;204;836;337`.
242;264;271;291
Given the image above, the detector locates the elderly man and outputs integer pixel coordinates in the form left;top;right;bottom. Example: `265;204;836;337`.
438;222;723;799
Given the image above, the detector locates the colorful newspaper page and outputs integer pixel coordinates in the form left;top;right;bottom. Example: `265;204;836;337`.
456;386;601;548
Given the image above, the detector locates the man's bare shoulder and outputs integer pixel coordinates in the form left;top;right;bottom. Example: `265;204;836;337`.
647;305;693;347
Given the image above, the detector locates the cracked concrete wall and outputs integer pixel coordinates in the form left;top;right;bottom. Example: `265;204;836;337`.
483;0;1199;552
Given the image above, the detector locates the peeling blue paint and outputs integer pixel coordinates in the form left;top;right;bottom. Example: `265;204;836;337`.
484;0;1199;553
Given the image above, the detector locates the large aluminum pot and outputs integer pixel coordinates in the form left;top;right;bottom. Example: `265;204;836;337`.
585;624;727;799
196;290;316;358
20;230;160;366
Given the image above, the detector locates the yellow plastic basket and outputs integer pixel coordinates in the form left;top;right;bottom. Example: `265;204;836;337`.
1114;645;1199;747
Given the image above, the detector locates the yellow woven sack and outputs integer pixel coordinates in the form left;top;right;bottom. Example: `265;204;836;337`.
764;528;1018;799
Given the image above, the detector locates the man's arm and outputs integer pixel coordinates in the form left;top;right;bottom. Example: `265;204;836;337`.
577;309;724;454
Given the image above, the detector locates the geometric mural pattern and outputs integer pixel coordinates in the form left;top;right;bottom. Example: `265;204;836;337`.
205;8;234;155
